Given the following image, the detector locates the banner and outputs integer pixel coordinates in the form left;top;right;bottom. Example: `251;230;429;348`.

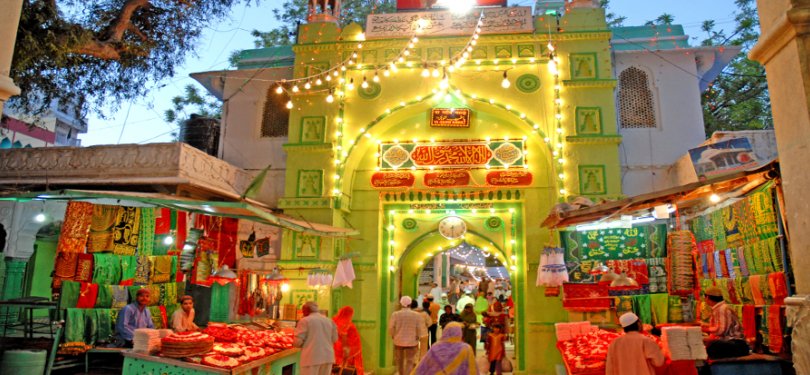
486;170;532;186
561;224;668;262
424;170;470;187
430;108;471;128
396;0;507;11
379;140;525;170
371;172;416;188
367;6;533;39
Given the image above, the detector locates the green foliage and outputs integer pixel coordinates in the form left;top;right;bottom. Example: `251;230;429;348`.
249;0;396;48
599;0;626;27
699;0;771;135
163;85;221;126
10;0;252;120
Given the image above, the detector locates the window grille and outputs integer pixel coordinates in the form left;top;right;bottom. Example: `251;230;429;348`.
618;67;657;129
260;87;290;137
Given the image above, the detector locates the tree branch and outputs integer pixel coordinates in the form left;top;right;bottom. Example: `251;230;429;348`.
69;0;151;60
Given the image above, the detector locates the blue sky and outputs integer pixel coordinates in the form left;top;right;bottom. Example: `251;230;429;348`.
79;0;741;146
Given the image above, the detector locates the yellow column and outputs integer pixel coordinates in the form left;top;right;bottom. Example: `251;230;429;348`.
750;2;810;373
0;0;23;113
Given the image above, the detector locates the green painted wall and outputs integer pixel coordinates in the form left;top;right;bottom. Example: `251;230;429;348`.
276;6;621;374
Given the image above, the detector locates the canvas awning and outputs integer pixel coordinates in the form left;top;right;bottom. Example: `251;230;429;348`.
0;189;358;238
543;161;780;230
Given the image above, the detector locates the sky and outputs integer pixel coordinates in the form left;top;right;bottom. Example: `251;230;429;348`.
79;0;741;146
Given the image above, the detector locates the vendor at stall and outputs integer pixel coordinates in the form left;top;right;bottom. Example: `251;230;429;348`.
701;286;749;359
115;288;155;348
172;295;199;333
605;312;665;375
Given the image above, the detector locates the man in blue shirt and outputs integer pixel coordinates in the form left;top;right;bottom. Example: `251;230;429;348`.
115;288;154;347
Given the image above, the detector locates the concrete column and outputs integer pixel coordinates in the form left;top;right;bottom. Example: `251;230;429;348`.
0;0;23;113
750;1;810;373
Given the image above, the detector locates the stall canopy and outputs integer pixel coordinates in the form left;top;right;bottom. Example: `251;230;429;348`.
0;189;358;238
543;161;780;230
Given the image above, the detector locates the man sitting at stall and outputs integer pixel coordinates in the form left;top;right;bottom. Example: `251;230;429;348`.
172;295;199;333
605;312;665;375
702;286;749;359
114;288;155;347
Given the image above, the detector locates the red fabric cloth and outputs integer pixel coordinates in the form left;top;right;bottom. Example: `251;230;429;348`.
57;202;94;253
654;360;698;375
74;253;94;283
159;305;168;329
333;306;364;374
767;305;783;353
563;283;610;311
238;271;252;316
606;259;650;285
76;283;99;308
742;305;757;341
768;272;788;305
196;215;238;269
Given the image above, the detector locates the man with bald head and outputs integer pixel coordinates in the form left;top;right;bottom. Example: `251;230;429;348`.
294;301;338;375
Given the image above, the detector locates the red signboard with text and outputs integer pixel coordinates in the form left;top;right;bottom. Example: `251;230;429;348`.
410;144;493;167
371;172;416;188
486;170;533;186
424;170;471;187
396;0;506;10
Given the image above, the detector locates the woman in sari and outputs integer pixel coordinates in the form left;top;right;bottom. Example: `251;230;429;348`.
412;322;479;375
333;306;364;374
459;303;479;355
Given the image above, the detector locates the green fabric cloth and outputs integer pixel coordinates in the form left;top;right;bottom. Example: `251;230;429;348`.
616;296;634;317
767;237;784;272
134;256;151;285
668;295;684;323
95;308;113;344
474;296;488;323
92;253;121;285
148;306;163;329
65;308;86;343
111;286;129;308
649;294;669;325
120;255;137;283
209;283;230;322
711;210;727;251
95;285;112;308
632;294;652;325
60;280;80;310
138;207;155;256
85;308;99;345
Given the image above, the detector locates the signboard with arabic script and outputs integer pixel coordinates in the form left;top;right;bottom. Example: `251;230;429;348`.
365;7;533;39
431;108;470;128
560;224;668;262
424;170;471;187
397;0;506;10
486;170;533;186
371;172;415;188
379;140;525;170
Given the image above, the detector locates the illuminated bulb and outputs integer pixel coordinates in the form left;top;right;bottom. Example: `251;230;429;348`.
325;75;332;82
412;36;419;43
559;173;565;179
510;265;517;271
548;60;558;74
485;136;491;142
358;42;363;48
383;69;391;77
432;68;440;78
163;236;174;246
422;67;430;77
326;92;334;103
315;78;322;85
448;65;455;72
555;113;562;120
547;42;555;51
292;85;299;93
347;78;355;90
398;56;405;63
389;255;395;260
709;193;722;203
333;189;341;195
352;52;358;59
286;100;293;109
544;137;550;143
471;40;477;46
275;85;283;94
361;76;369;89
409;42;415;49
559;188;567;195
439;77;449;90
304;81;312;90
281;283;290;292
418;261;424;266
34;213;46;223
373;72;380;82
389;266;396;272
341;65;347;71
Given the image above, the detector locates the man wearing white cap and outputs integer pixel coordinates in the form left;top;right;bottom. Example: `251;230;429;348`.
388;295;428;375
605;312;665;375
294;301;338;375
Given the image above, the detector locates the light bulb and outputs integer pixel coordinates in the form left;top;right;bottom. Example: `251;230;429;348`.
709;193;722;203
502;77;511;89
281;283;290;293
34;212;46;223
325;75;332;82
439;78;449;90
548;60;558;75
292;85;299;93
315;78;322;85
275;85;283;94
373;72;380;82
422;67;430;77
163;236;174;246
286;101;293;109
361;76;369;88
347;78;355;90
304;81;312;90
383;68;390;77
326;93;334;103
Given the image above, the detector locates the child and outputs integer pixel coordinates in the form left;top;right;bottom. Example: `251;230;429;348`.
485;323;507;375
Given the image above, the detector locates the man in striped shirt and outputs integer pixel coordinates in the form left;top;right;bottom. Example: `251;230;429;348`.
389;296;428;375
702;286;748;359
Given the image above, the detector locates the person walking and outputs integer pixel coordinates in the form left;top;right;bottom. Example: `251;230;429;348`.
389;296;427;375
439;304;462;329
426;295;441;345
605;312;665;375
412;322;479;375
294;301;339;375
459;303;479;355
430;282;444;302
456;291;475;314
485;324;507;375
416;300;432;358
333;306;364;374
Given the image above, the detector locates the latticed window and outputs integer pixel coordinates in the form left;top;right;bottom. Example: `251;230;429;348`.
260;87;290;137
618;67;657;128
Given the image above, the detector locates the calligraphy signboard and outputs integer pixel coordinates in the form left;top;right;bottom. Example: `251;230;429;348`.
379;140;525;170
397;0;506;10
371;172;416;188
366;7;533;39
486;170;533;186
561;224;668;262
431;108;470;128
424;170;471;187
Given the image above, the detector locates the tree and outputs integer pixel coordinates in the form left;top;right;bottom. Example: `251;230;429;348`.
10;0;251;120
249;0;396;48
599;0;626;28
164;84;221;132
699;0;771;135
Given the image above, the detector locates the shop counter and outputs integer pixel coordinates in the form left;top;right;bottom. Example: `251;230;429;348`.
122;348;300;375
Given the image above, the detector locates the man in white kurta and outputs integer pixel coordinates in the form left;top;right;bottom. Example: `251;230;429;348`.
294;301;338;375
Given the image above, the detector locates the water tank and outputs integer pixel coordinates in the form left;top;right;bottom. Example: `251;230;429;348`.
179;114;220;156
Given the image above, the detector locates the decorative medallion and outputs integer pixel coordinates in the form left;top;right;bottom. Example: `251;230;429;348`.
485;216;503;231
358;81;382;100
516;74;540;93
401;218;418;232
382;145;410;168
492;143;522;166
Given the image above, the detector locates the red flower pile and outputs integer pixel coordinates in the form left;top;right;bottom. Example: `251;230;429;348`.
558;330;667;374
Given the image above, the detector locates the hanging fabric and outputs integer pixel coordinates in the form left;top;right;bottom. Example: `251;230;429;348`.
57;201;94;253
138;207;156;256
87;204;118;253
537;247;568;287
112;206;142;255
333;258;356;288
74;253;95;283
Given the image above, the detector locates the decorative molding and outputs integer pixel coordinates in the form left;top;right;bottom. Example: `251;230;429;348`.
565;135;622;145
278;197;335;209
353;263;378;272
749;7;810;65
787;295;810;374
353;320;378;329
282;143;333;152
562;79;617;89
0;143;252;200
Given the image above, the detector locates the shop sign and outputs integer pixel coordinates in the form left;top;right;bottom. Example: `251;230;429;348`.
396;0;506;10
366;6;533;39
486;170;533;186
430;108;471;128
424;170;470;187
379;140;525;170
560;224;668;262
688;137;760;180
371;172;415;188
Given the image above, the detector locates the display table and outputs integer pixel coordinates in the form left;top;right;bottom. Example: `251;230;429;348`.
0;297;58;338
122;348;300;375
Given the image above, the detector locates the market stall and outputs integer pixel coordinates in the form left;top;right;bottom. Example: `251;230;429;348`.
542;162;793;374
